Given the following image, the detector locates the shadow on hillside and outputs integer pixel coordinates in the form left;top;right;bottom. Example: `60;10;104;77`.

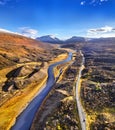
2;66;23;92
6;66;23;78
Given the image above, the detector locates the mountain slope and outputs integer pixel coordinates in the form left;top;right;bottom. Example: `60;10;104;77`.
88;37;115;43
37;35;86;44
65;36;86;43
36;35;62;44
0;32;53;69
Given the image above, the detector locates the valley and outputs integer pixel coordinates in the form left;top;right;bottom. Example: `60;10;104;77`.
0;0;115;130
0;32;114;130
0;33;69;130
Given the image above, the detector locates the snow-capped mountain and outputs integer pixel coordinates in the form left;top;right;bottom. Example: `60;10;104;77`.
37;35;115;44
36;35;62;44
36;35;87;44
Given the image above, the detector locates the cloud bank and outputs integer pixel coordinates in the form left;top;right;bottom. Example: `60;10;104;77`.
80;0;109;5
0;28;14;33
19;27;38;38
0;27;38;39
87;26;115;37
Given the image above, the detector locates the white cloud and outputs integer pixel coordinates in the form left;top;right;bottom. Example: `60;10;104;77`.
87;26;115;37
19;27;38;38
80;1;85;5
100;0;108;2
88;26;115;33
0;27;39;38
80;0;109;5
0;28;13;33
0;28;26;36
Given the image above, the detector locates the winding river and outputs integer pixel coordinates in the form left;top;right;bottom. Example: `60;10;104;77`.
11;52;72;130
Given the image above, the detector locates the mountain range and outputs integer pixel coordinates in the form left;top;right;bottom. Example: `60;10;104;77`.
36;35;115;44
36;35;86;44
0;29;115;44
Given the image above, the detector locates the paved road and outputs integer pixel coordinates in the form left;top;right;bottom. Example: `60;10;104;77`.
11;52;72;130
76;50;86;130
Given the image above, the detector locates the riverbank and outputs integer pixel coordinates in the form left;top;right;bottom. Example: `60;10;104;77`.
0;52;68;130
31;50;82;130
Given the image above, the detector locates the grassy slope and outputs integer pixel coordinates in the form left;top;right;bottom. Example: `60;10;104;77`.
0;32;69;130
0;57;68;129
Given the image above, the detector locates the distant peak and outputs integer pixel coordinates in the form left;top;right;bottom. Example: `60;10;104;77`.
36;35;61;44
49;35;57;39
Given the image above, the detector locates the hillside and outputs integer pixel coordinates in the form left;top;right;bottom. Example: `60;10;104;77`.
0;32;69;130
0;32;53;69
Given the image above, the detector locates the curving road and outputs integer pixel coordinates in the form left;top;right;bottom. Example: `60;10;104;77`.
76;50;86;130
11;52;72;130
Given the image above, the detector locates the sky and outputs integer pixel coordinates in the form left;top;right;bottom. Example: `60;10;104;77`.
0;0;115;39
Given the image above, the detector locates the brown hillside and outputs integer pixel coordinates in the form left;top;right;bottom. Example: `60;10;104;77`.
0;32;53;69
0;32;52;49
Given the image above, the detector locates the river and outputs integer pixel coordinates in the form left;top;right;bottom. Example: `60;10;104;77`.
11;52;72;130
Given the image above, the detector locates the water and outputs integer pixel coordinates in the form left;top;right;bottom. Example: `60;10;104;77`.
11;52;72;130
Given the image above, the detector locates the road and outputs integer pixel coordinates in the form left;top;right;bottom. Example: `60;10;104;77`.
76;50;86;130
11;52;72;130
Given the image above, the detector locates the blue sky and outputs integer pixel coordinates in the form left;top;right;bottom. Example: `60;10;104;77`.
0;0;115;39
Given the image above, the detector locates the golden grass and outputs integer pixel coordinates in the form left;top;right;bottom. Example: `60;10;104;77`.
49;53;68;64
56;89;69;96
61;96;73;103
0;67;16;83
103;108;115;122
59;48;76;54
0;50;72;130
86;107;115;130
0;62;41;83
86;112;97;130
0;69;48;130
52;53;71;80
57;63;70;83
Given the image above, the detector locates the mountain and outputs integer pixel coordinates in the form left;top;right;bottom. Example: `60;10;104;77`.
37;35;87;44
36;35;62;44
87;37;115;43
65;36;86;43
37;35;115;44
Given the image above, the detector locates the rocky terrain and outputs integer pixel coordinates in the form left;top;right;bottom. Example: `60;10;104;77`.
81;42;115;130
